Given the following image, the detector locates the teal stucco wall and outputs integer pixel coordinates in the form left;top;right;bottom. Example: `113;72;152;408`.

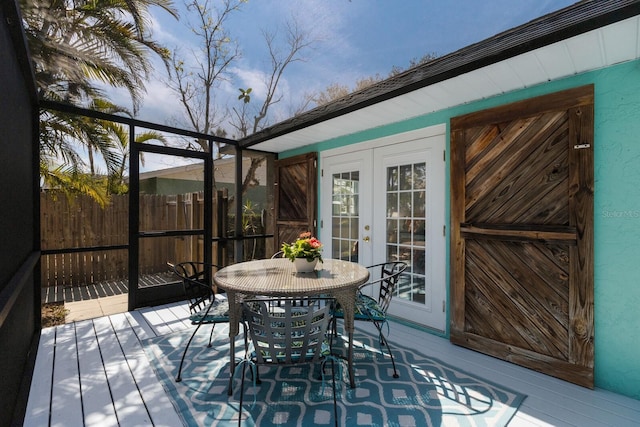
282;59;640;399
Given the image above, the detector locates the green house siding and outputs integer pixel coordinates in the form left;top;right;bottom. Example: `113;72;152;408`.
139;177;204;195
139;178;267;207
282;59;640;400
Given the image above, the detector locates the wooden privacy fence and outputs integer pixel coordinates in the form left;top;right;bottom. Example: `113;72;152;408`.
40;191;226;289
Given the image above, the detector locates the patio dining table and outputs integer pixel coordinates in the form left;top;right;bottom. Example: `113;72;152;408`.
213;257;369;389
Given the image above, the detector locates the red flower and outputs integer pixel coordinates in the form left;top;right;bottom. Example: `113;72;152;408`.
309;237;322;249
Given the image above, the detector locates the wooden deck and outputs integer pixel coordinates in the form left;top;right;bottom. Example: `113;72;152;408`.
41;272;178;304
24;301;640;426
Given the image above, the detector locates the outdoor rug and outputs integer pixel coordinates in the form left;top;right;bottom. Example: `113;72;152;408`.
142;325;526;426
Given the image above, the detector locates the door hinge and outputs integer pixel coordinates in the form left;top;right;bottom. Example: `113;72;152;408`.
320;219;323;228
321;169;323;177
443;150;446;162
442;300;446;312
443;225;446;236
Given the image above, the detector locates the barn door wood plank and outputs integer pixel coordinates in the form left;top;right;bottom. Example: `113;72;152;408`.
450;85;594;388
567;104;595;368
450;85;595;129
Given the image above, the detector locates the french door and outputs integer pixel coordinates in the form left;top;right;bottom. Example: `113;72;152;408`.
320;127;446;331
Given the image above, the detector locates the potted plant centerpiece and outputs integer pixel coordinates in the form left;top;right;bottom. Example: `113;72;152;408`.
282;232;323;273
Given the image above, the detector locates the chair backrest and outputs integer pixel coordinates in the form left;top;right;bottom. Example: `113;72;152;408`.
270;250;284;259
171;261;219;315
242;298;334;365
365;261;408;314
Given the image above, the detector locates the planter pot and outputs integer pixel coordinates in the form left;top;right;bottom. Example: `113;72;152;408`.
293;257;318;273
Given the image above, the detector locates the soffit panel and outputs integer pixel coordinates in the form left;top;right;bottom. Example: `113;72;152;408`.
566;32;607;73
600;18;639;63
534;43;575;79
508;53;549;86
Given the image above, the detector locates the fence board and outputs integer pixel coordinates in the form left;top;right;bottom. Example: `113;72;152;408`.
174;194;186;264
40;192;214;289
39;190;249;290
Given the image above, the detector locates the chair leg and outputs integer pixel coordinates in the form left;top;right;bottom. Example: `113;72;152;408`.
208;323;216;347
331;358;338;427
329;317;341;343
176;322;204;382
228;322;251;396
237;360;246;427
374;322;399;379
242;322;249;356
253;364;261;384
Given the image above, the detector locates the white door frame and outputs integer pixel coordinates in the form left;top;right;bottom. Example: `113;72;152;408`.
320;124;447;331
320;150;373;264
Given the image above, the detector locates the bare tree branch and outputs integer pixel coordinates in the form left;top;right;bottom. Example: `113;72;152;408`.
252;19;313;135
167;0;244;153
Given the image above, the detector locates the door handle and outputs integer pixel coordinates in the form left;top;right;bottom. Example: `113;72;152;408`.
363;236;370;242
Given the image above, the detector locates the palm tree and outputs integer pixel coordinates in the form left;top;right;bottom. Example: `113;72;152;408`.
21;0;177;108
40;162;111;207
39;98;167;204
19;0;177;200
102;118;167;195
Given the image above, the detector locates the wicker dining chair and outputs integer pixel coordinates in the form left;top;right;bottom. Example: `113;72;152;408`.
171;261;246;383
270;250;284;259
331;261;408;378
234;297;339;426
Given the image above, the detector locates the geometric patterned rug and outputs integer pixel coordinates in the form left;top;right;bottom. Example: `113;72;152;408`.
142;325;525;426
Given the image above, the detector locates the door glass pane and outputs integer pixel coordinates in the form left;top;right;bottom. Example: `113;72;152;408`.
387;166;398;191
415;162;426;189
386;193;398;217
385;162;427;304
414;191;426;217
399;192;412;217
399;164;413;190
331;172;359;262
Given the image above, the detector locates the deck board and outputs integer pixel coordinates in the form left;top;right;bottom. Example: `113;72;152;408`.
149;304;191;332
136;306;180;336
92;316;153;426
25;301;640;427
74;319;118;426
23;327;55;427
124;310;156;341
50;323;84;427
109;313;184;427
384;321;640;427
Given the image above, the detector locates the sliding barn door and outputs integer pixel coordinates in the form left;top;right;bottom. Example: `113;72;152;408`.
274;152;317;249
450;85;594;388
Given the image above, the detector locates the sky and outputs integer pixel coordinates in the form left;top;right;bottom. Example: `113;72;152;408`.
128;0;579;135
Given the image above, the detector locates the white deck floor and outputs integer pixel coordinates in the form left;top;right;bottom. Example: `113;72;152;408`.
24;301;640;426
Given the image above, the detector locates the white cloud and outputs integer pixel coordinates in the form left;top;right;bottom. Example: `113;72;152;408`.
148;13;181;46
137;78;182;124
229;65;269;100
